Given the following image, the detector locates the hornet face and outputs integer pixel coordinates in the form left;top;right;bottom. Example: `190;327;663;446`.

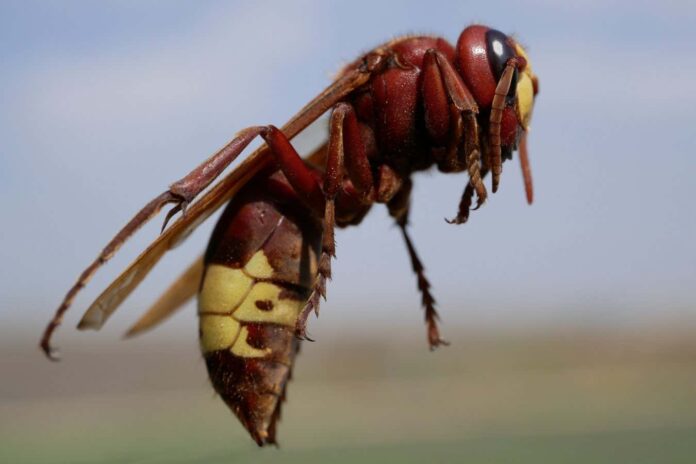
456;25;539;203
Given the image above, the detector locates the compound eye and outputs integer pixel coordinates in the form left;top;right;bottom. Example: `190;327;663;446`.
456;25;528;109
485;29;516;78
485;29;518;99
486;29;517;100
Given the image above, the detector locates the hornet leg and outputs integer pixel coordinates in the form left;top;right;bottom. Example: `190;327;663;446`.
387;180;448;349
294;103;374;339
422;49;486;211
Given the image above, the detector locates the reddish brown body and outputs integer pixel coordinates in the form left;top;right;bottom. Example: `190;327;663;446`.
40;25;539;448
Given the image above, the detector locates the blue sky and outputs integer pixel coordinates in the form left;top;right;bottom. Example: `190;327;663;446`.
1;1;695;338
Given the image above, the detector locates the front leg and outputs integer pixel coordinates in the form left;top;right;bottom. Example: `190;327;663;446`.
422;49;487;214
446;166;490;225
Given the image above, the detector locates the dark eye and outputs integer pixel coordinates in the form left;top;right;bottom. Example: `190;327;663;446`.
485;29;518;100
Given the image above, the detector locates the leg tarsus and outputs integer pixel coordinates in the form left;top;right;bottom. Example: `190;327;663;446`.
39;189;181;359
295;200;334;338
160;198;187;233
398;221;448;349
447;167;489;225
295;256;329;342
446;182;474;225
463;111;487;209
467;150;486;210
294;291;320;341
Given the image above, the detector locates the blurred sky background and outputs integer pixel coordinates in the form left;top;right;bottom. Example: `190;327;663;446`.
1;0;695;345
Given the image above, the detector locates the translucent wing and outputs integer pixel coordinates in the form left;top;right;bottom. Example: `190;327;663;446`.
122;141;329;338
76;152;265;332
40;66;371;359
123;254;204;338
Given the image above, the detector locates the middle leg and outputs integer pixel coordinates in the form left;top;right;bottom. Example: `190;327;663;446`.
387;179;448;349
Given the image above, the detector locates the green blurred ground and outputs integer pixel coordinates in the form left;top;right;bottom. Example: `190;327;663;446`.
3;327;696;463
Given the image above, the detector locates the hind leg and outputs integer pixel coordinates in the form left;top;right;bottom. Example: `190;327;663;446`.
294;102;375;339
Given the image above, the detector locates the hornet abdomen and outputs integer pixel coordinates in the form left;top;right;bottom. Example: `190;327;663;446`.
198;166;322;445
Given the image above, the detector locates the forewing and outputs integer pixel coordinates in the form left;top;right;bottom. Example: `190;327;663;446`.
123;255;204;338
119;139;329;339
77;152;265;331
70;67;368;336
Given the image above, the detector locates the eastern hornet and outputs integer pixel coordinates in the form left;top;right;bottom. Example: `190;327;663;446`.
40;24;539;446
